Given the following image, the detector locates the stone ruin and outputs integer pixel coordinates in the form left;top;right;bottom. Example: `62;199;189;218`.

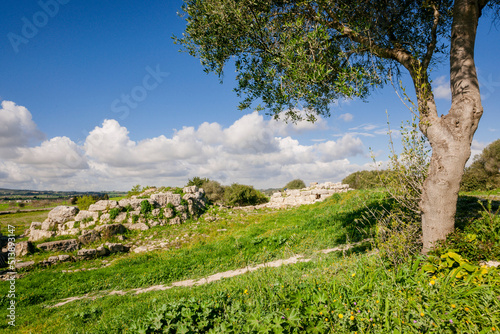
25;186;208;243
265;182;352;208
0;186;209;272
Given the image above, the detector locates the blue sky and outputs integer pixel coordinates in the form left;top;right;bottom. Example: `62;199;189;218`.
0;0;499;191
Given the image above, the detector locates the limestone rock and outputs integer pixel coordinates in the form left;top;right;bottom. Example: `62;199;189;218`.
123;223;149;231
88;200;119;212
78;230;101;245
105;243;130;253
96;246;110;256
38;239;80;252
74;210;99;222
48;256;60;263
15;261;35;270
30;222;42;229
114;212;127;223
183;185;199;193
94;224;127;239
15;241;35;257
58;255;73;262
169;217;182;225
28;230;56;242
47;206;79;224
77;248;97;259
41;219;58;231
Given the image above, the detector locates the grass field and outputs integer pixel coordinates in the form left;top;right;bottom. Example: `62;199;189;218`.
1;190;499;333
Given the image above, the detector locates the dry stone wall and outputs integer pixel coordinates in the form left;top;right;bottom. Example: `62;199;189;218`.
265;182;352;208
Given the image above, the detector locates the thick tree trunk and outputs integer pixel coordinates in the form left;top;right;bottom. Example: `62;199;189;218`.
418;0;484;253
420;124;473;253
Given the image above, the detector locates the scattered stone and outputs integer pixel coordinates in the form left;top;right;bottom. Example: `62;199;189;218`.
123;223;149;231
58;255;73;262
96;246;110;257
77;248;97;259
169;217;182;225
38;239;80;252
48;256;60;264
15;261;35;270
133;246;149;253
105;243;130;253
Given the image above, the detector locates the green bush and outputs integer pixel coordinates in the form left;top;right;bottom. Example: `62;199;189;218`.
224;183;269;207
76;196;96;210
461;139;500;191
109;208;122;220
140;200;152;215
342;170;388;189
366;114;429;265
434;199;500;263
203;180;226;203
127;184;142;198
186;176;210;188
283;179;306;190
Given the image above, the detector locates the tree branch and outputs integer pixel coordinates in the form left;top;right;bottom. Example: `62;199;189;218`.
422;3;440;70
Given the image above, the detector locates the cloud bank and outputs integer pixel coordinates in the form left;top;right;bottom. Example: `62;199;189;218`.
0;101;370;191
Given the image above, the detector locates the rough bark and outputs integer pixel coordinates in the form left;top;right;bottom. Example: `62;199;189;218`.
418;0;484;253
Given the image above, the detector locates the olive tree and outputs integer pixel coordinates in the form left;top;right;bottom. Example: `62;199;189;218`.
175;0;499;253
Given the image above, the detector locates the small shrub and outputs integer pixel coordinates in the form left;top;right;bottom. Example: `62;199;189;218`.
203;180;226;204
127;184;142;197
76;196;96;210
132;215;139;224
140;200;152;215
283;179;306;190
224;183;269;207
367;113;429;265
434;199;500;262
186;176;210;188
109;208;121;220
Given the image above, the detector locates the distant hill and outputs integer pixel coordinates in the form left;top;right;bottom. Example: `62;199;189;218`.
0;188;126;200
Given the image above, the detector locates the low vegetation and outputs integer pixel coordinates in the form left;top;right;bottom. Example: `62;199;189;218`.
1;187;499;333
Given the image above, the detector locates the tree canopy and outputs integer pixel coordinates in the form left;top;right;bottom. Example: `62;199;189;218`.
176;0;500;252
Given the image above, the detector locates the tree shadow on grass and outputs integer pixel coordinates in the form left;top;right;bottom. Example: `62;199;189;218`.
332;198;396;245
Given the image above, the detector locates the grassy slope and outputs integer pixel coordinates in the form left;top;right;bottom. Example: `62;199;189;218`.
1;190;499;333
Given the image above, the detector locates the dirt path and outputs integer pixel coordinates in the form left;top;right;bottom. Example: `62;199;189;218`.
51;240;368;308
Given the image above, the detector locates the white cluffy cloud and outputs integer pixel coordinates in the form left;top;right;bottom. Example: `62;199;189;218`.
0;102;367;190
433;76;452;100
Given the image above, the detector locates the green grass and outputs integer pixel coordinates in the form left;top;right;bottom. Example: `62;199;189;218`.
0;210;51;235
1;189;500;333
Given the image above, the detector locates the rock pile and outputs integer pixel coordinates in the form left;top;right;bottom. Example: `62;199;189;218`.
25;186;209;242
266;182;352;208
